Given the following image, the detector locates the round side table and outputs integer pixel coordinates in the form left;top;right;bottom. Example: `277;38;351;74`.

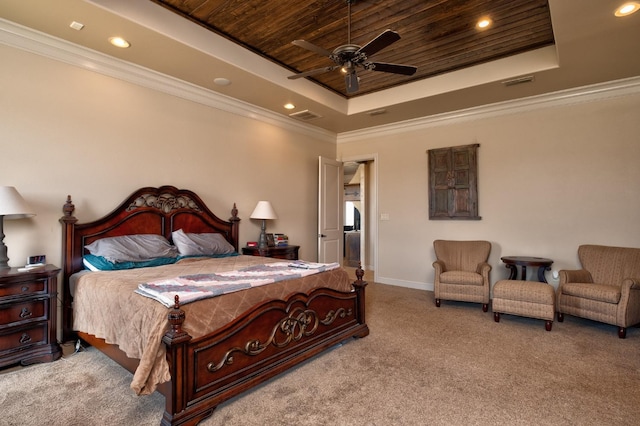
500;256;554;283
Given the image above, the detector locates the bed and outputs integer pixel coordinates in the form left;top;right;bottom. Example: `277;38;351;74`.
60;186;369;426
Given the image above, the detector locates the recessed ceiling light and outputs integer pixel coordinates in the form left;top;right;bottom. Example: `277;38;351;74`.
615;2;640;16
108;37;130;48
213;77;231;86
284;103;295;110
476;17;492;30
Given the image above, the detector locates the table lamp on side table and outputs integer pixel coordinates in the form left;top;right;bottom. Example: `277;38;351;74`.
250;201;277;249
0;186;36;269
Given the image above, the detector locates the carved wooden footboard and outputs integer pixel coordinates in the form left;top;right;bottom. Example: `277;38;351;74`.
162;274;368;425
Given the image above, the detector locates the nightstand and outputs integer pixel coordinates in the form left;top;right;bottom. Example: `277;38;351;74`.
0;264;62;368
242;245;300;260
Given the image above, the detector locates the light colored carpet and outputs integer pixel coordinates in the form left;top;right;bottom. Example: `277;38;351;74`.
2;282;640;425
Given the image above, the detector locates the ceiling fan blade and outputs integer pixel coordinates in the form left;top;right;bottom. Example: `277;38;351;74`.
357;29;401;57
292;40;333;57
288;66;339;80
369;62;418;76
345;71;359;94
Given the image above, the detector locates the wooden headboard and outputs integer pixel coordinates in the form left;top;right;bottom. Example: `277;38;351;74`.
59;185;240;341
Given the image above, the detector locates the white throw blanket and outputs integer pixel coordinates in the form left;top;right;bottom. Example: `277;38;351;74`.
136;260;340;307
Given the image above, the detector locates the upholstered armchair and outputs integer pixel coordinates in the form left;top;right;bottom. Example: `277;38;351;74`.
557;245;640;338
433;240;492;312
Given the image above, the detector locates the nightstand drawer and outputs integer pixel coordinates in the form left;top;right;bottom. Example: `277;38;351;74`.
0;299;47;328
242;245;299;260
0;279;47;298
272;251;297;260
0;323;48;352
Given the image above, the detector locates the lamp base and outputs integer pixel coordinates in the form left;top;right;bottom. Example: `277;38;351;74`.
0;218;10;268
258;219;267;248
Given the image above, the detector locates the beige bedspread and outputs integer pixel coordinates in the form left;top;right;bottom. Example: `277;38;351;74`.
72;255;353;395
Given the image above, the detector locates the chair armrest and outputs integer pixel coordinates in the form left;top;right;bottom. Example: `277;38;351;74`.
559;269;592;284
477;262;492;275
433;260;446;274
622;277;640;290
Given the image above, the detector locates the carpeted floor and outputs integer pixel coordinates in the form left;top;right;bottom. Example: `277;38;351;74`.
2;282;640;425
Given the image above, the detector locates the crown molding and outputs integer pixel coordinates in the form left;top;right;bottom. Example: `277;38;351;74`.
337;76;640;144
0;18;336;144
3;18;639;147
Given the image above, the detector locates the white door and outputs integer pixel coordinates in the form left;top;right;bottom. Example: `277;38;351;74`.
318;157;343;263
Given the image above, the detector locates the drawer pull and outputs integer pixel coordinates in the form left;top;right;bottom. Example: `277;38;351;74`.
21;285;29;292
19;333;32;344
20;307;33;318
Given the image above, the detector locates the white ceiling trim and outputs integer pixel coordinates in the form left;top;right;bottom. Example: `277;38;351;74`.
337;75;640;144
348;46;559;114
0;18;337;143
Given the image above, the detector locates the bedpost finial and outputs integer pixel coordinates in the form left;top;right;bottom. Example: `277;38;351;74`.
231;203;238;219
163;294;191;344
166;294;187;340
63;195;75;217
356;263;364;281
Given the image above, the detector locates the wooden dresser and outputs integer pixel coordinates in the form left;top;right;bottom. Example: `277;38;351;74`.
242;245;300;260
0;264;62;368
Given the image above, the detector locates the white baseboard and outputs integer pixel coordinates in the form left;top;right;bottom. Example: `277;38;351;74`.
374;276;433;292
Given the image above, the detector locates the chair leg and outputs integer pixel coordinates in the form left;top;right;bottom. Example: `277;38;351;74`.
494;312;500;322
435;298;441;307
482;303;488;312
618;327;626;339
557;312;564;322
545;320;552;331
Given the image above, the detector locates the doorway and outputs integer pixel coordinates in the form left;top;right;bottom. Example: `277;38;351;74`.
342;157;376;276
343;162;362;267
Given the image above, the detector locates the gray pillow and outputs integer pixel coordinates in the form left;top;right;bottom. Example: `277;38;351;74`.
171;229;235;256
85;234;178;263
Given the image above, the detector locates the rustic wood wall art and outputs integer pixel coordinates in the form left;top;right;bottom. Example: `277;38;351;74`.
428;143;480;220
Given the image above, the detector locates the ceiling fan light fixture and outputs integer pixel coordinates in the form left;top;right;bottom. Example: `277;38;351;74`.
288;1;416;94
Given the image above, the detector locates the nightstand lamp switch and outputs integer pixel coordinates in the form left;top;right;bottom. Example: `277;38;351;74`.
0;186;36;269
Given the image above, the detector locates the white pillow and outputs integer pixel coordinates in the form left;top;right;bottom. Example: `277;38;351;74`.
171;229;235;256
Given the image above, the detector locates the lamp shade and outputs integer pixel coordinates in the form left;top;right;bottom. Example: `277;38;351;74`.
0;186;35;219
250;201;277;220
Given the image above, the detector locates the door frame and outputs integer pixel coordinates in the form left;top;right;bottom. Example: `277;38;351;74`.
340;153;378;280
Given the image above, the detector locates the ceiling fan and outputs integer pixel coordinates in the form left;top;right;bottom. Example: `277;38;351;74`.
287;0;418;94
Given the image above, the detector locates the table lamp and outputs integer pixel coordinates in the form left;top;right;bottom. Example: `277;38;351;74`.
0;186;36;269
250;201;277;248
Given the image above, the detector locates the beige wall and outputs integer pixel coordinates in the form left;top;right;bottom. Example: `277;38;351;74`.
3;40;640;296
338;91;640;290
0;44;336;267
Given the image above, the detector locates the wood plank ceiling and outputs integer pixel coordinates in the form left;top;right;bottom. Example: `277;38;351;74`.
150;0;554;98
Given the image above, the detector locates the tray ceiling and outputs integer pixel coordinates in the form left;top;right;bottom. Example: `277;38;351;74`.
151;0;555;98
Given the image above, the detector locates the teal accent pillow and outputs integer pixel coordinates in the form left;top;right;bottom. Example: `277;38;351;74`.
177;252;240;260
83;254;178;271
